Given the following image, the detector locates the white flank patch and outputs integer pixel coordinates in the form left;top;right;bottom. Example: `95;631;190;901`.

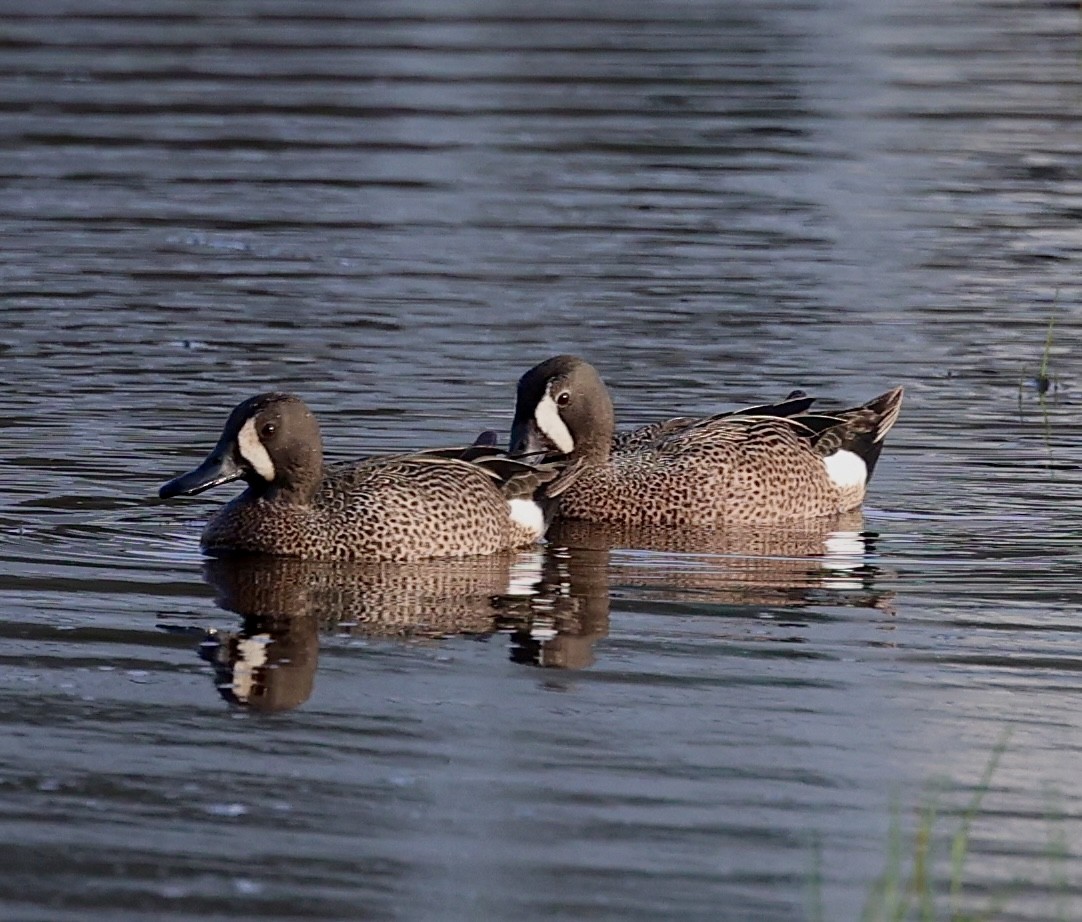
237;417;277;482
508;498;545;538
822;449;867;490
534;392;575;454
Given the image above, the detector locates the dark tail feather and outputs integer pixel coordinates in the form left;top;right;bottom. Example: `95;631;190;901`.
818;386;904;481
506;456;584;530
857;386;904;479
483;455;585;530
863;387;904;442
532;458;586;529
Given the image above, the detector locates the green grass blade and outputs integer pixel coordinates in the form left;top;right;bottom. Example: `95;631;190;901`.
948;731;1011;915
1043;785;1069;922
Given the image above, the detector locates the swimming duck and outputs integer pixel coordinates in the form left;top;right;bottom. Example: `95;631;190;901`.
508;355;902;526
159;392;580;562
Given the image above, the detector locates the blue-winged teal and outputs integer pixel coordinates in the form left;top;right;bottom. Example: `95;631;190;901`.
508;356;903;526
159;392;581;562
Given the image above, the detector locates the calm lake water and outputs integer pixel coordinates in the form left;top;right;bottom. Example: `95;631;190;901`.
2;1;1081;919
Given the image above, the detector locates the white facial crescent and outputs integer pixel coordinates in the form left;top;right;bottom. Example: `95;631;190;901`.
534;392;575;454
237;417;277;482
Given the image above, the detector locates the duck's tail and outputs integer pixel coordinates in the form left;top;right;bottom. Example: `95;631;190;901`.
456;449;583;538
498;456;585;530
812;386;904;483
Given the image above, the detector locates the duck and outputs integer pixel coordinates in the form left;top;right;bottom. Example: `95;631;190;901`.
507;355;903;526
159;392;581;562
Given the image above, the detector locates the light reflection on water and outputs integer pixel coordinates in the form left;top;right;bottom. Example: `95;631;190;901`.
1;0;1081;920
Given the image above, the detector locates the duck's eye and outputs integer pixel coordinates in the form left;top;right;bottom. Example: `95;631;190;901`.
556;391;571;407
260;422;277;439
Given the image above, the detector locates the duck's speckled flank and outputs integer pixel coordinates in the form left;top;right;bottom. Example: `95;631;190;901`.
509;356;903;527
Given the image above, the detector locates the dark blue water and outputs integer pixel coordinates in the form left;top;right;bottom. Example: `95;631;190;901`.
1;1;1080;919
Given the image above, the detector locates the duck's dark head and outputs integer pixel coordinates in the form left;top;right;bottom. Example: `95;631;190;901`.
509;355;615;462
159;392;324;502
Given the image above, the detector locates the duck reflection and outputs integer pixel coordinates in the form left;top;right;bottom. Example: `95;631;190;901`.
186;550;591;711
543;509;892;614
495;544;611;670
494;511;890;668
196;610;319;712
178;511;889;710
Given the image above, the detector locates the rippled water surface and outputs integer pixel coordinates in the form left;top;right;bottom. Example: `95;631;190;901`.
2;1;1081;919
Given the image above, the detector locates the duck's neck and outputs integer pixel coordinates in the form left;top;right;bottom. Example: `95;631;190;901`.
575;400;616;464
261;480;320;505
252;448;324;504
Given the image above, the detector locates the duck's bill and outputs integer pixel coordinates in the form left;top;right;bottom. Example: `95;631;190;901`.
159;453;243;499
509;419;549;457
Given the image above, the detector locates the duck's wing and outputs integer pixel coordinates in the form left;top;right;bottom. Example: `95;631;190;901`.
469;453;585;502
659;386;903;484
613;391;818;454
336;444;584;500
612;417;698;453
